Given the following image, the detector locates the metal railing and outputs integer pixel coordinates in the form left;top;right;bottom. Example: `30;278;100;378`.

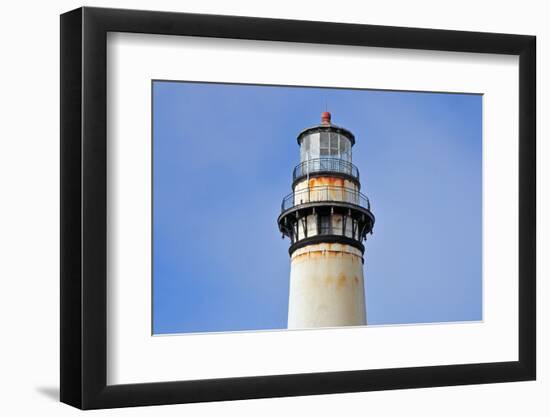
293;158;360;182
281;185;370;212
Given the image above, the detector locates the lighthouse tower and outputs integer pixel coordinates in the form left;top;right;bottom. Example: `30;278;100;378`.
278;112;375;329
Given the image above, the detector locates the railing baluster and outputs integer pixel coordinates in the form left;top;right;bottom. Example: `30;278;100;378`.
293;158;360;182
282;184;370;213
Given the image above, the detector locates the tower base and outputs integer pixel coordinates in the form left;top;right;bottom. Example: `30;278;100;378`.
287;242;366;329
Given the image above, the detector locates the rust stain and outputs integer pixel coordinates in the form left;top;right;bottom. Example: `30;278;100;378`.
308;176;345;189
336;273;347;289
292;249;362;263
354;276;359;285
292;250;345;262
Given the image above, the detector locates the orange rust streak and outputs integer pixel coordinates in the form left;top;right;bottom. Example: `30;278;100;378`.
291;250;361;263
336;273;347;289
308;176;345;188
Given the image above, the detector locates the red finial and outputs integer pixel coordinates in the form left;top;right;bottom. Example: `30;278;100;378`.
321;111;331;124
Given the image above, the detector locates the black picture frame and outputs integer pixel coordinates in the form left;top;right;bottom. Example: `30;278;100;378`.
60;6;536;410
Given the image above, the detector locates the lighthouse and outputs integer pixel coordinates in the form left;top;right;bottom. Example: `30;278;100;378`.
278;111;375;329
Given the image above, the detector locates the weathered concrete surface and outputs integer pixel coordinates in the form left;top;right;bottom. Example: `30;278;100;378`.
294;176;358;193
287;243;366;329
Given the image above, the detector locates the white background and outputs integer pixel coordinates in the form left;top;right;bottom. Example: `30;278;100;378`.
0;0;546;416
108;33;519;384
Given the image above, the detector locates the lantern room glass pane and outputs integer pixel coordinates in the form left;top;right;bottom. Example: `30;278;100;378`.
300;131;352;162
338;135;352;162
330;132;339;155
300;135;310;162
301;132;320;162
320;132;330;156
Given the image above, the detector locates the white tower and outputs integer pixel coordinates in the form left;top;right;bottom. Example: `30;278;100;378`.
278;112;375;329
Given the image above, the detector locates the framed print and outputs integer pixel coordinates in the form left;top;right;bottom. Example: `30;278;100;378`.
60;6;536;409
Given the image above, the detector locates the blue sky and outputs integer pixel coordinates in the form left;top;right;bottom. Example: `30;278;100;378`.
152;81;482;335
